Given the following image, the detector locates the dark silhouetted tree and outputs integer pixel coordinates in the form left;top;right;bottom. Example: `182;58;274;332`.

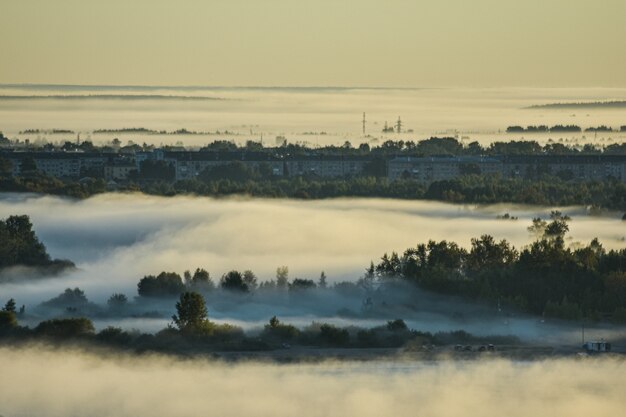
220;271;249;292
172;291;209;332
3;298;16;313
276;266;289;289
137;272;184;297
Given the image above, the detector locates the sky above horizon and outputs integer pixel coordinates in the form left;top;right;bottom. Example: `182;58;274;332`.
1;0;625;88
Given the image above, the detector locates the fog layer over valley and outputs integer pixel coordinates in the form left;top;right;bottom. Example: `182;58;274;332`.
1;347;626;417
1;86;626;147
0;193;624;343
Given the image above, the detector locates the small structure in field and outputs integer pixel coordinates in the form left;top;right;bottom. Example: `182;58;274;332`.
582;341;611;353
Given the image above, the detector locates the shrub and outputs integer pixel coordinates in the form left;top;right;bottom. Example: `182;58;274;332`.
0;311;18;330
35;317;95;338
262;316;300;341
96;326;132;345
319;324;350;346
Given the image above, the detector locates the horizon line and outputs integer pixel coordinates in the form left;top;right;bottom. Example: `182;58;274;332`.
3;83;626;90
0;83;437;91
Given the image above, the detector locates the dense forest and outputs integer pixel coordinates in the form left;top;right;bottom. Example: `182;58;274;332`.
372;213;626;321
2;167;626;211
144;174;626;211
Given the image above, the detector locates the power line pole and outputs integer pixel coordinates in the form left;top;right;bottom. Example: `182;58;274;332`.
362;112;366;135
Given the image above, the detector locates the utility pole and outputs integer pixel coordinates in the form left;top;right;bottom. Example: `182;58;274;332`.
396;116;402;134
362;112;366;135
582;320;585;345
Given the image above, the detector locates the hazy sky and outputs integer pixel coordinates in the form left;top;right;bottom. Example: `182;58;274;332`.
1;0;625;87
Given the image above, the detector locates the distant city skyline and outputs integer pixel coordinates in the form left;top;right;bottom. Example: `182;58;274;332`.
1;0;625;88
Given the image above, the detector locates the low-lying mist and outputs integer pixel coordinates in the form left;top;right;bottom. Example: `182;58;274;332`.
1;193;624;342
0;193;623;306
1;86;626;147
0;346;625;417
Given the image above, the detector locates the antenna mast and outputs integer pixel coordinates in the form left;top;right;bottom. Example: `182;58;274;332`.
396;116;402;134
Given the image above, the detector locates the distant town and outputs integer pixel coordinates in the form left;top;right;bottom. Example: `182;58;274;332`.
1;130;625;185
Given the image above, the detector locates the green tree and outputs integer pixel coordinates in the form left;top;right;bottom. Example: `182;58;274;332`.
466;235;517;272
544;211;570;246
289;278;316;291
527;217;547;238
137;272;185;297
220;270;249;292
187;268;215;291
3;298;16;313
107;293;128;309
172;291;209;332
276;266;289;289
41;288;89;308
318;271;328;288
243;270;258;291
386;319;408;332
0;215;52;268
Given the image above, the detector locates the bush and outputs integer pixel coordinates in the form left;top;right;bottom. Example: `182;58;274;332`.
35;317;95;338
0;311;18;330
96;326;132;345
194;321;244;341
262;316;300;341
356;329;380;347
319;324;350;346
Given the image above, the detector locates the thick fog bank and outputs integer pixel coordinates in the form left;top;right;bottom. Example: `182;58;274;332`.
0;193;623;305
1;86;626;147
1;347;625;417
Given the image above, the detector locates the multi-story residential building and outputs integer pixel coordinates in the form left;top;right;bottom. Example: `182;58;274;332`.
500;155;626;182
164;151;284;181
283;155;369;178
104;161;137;181
388;156;502;181
1;151;124;179
388;154;626;183
2;149;625;183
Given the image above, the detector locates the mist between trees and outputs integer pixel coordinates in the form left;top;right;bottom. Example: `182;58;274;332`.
1;209;625;355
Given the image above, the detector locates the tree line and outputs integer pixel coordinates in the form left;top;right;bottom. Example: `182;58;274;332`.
371;213;626;321
0;293;518;354
138;174;626;211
